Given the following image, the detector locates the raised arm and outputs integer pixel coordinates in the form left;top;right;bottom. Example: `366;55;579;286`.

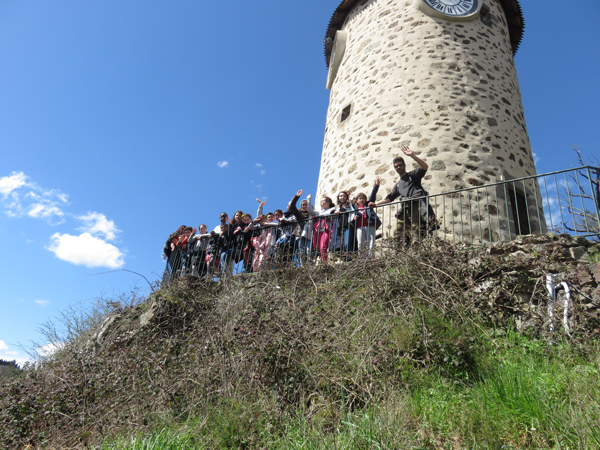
368;176;381;204
370;177;396;208
306;194;317;216
256;198;267;217
288;189;303;221
402;146;428;170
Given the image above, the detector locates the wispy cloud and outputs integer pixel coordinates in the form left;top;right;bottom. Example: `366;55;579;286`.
217;161;229;168
0;340;27;366
0;172;67;224
0;341;12;353
0;172;28;197
77;212;120;241
48;232;125;269
255;163;266;175
34;299;50;307
1;173;126;268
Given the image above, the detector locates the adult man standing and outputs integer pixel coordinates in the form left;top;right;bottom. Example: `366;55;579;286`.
368;146;435;234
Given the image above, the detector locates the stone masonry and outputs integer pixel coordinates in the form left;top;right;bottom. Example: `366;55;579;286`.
317;0;542;242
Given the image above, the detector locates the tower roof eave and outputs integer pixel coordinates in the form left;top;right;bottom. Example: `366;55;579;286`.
324;0;525;67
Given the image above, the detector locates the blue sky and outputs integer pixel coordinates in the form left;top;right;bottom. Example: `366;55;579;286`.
1;0;599;364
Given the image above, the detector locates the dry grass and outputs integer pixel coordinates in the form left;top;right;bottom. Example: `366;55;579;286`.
1;237;599;448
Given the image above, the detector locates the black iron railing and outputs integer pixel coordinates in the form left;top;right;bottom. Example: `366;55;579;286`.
162;166;599;284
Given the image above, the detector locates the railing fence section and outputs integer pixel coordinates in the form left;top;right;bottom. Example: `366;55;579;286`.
162;166;600;284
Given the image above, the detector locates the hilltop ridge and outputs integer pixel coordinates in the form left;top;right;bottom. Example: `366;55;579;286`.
1;234;599;449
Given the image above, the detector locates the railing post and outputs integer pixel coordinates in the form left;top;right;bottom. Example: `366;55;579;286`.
531;177;542;234
553;173;566;234
542;175;554;232
484;186;492;243
586;166;600;237
522;179;531;235
563;171;577;235
502;182;511;241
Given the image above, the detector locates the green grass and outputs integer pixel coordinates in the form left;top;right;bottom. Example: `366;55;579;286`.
102;332;600;450
408;331;600;449
102;428;198;450
6;240;600;449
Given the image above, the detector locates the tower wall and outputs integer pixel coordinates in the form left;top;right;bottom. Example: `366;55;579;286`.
317;0;536;203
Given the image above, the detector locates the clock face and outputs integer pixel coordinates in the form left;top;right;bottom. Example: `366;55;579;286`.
422;0;479;17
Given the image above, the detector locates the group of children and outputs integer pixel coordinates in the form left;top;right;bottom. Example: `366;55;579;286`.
161;178;383;281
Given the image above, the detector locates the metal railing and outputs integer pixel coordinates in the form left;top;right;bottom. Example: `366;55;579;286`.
162;166;599;284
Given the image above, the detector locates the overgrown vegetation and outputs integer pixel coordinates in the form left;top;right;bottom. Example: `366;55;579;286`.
1;236;599;449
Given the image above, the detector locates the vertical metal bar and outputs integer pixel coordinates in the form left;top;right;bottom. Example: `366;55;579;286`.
404;199;409;249
503;180;511;241
522;179;531;235
495;185;501;243
574;170;590;233
476;187;483;244
485;186;492;243
383;202;387;241
442;194;446;242
554;173;566;233
400;200;405;249
564;171;576;235
542;175;554;231
422;197;426;237
587;167;600;237
451;194;456;244
467;191;474;245
532;176;542;234
512;181;521;236
459;191;464;242
433;195;438;238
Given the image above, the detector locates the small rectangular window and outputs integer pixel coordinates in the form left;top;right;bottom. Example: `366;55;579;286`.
340;104;351;123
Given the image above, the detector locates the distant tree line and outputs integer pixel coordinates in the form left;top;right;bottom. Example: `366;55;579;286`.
0;359;21;377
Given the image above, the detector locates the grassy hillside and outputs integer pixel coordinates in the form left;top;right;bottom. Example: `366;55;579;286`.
1;235;599;449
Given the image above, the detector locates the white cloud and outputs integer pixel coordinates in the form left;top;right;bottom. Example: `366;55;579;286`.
48;232;125;268
0;172;28;197
217;161;229;168
34;300;50;307
533;152;540;164
27;203;64;220
260;170;266;175
77;212;120;241
255;163;262;168
37;342;64;358
2;173;124;268
0;339;63;365
0;172;67;223
0;340;26;366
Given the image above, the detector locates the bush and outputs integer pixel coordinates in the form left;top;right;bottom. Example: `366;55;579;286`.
2;237;599;448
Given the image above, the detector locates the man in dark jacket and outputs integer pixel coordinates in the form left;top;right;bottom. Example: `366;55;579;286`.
369;146;435;234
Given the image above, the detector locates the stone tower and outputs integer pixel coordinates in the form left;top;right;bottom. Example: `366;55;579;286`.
317;0;543;241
